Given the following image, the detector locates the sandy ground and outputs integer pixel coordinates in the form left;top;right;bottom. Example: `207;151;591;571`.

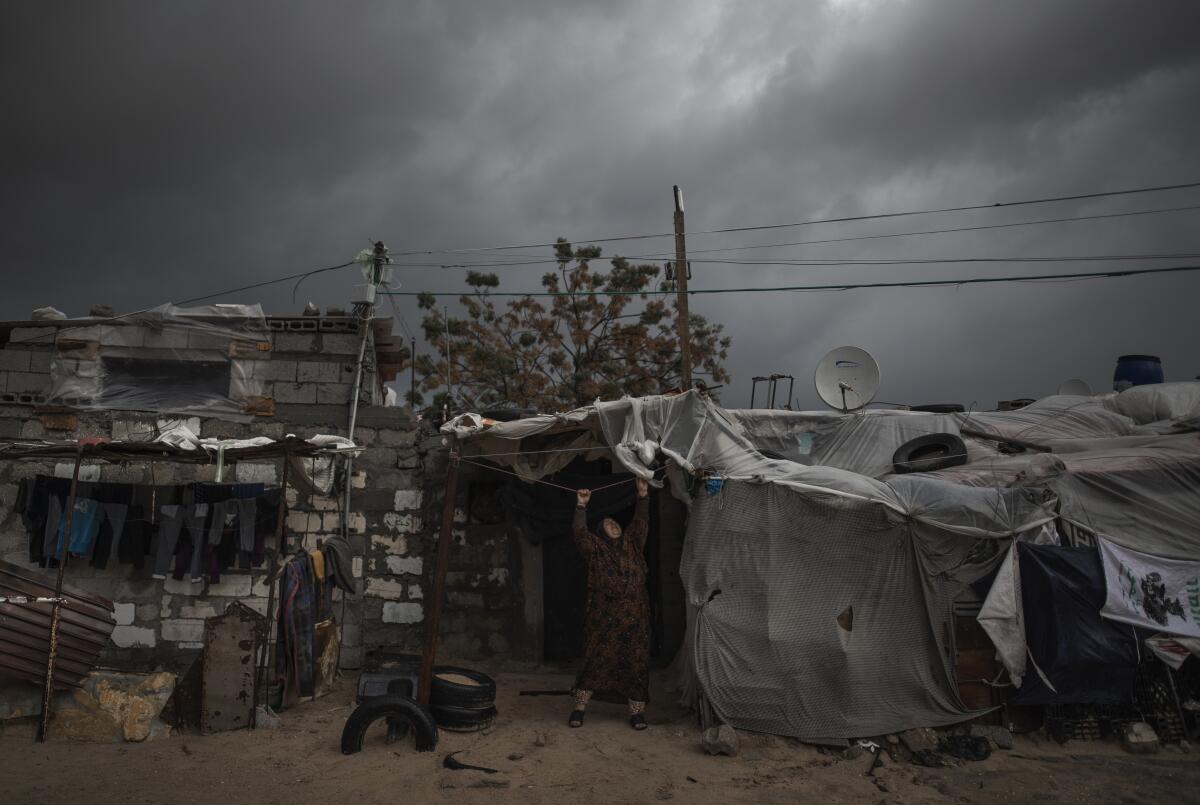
2;668;1198;805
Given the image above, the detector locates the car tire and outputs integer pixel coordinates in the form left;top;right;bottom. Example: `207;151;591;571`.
431;703;498;731
340;695;438;754
891;433;968;474
431;666;497;709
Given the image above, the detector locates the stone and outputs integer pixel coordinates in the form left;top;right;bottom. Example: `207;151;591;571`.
234;462;277;485
382;601;423;624
970;724;1014;750
1121;721;1160;755
704;724;740;756
900;727;939;754
383;512;421;534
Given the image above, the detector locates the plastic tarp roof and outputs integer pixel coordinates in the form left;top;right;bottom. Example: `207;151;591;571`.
444;384;1200;739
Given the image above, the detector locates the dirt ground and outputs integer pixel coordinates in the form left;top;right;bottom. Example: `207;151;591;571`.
2;667;1198;805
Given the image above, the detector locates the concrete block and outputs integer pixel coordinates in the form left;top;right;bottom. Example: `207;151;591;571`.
208;576;252;597
408;584;423;600
320;334;361;354
110;625;157;649
371;533;408;555
274;333;318;352
321;513;341;532
6;372;49;393
272;382;317;404
365;578;405;600
286;511;311;533
260;359;298;382
7;326;56;344
234;462;277;485
162;577;196;595
394;489;423;511
178;601;219;619
381;601;423;624
352;556;363;578
111;419;158;442
186;331;230;351
377;428;418;447
297;362;342;383
20;420;46;439
1122;722;1160;754
176;641;204;650
28;350;52;373
242;596;269;616
346;512;366;534
351;470;367;489
383;513;421;534
316;383;352;405
309;495;340;511
135;603;158;622
142;328;190;350
160;595;174;618
160;618;205;643
0;350;31;372
113;602;136;626
251;578;272;597
386;556;423;576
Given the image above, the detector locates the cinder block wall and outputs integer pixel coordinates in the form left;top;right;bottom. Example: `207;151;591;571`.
0;321;528;676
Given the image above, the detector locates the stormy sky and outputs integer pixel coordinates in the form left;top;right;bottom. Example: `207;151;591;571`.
4;1;1199;409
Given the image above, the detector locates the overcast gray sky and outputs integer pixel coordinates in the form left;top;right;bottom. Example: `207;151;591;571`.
3;1;1199;409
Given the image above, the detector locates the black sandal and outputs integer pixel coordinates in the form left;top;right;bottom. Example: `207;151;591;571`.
630;713;647;731
568;710;585;728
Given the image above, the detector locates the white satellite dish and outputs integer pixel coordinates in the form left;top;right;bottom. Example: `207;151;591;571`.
1057;378;1093;396
815;346;880;413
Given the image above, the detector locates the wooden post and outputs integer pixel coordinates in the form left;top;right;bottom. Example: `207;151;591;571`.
673;185;693;389
253;452;291;726
36;444;83;743
418;447;460;705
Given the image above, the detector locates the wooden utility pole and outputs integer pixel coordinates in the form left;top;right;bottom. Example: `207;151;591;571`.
418;447;460;705
672;185;692;389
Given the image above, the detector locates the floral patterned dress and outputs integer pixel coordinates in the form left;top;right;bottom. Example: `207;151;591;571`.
572;497;651;702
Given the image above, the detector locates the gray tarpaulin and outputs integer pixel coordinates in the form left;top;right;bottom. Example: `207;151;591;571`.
444;384;1200;740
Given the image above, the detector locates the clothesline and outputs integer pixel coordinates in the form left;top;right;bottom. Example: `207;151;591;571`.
462;445;607;460
457;456;637;494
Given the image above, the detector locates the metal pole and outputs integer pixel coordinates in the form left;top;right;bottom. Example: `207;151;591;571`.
36;444;83;743
410;336;416;411
418;447;460;705
443;305;451;420
673;185;693;390
254;452;291;725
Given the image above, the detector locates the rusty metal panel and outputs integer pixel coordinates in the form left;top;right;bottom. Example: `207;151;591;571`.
0;559;114;689
200;602;264;733
313;618;339;699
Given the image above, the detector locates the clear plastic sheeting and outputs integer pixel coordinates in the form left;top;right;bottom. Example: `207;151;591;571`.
953;395;1145;444
1103;382;1200;428
47;303;272;419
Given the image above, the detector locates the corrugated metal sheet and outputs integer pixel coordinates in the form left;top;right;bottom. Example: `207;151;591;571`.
0;559;115;689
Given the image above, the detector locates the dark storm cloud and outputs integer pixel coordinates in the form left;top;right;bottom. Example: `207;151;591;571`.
2;0;1199;408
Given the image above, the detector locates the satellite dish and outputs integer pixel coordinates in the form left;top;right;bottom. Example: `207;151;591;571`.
815;346;880;413
1057;378;1093;396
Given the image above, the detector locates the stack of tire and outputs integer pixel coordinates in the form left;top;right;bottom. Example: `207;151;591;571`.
430;665;497;731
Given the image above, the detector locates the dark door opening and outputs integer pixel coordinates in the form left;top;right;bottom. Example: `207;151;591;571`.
516;457;686;667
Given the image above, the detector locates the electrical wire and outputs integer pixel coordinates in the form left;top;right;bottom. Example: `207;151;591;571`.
386;179;1200;257
388;250;1200;271
378;262;1200;298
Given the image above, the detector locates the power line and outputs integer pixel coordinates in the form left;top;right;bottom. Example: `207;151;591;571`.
387;251;1200;271
378;263;1200;298
386;179;1200;257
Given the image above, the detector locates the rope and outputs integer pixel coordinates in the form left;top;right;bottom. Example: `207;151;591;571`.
456;456;636;494
463;445;605;459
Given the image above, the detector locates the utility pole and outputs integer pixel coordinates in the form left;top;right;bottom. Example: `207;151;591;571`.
673;185;693;390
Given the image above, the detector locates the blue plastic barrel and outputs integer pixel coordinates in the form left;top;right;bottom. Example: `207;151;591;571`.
1113;355;1163;390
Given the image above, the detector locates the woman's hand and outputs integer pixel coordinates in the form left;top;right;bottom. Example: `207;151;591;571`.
635;477;649;498
577;488;592;507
